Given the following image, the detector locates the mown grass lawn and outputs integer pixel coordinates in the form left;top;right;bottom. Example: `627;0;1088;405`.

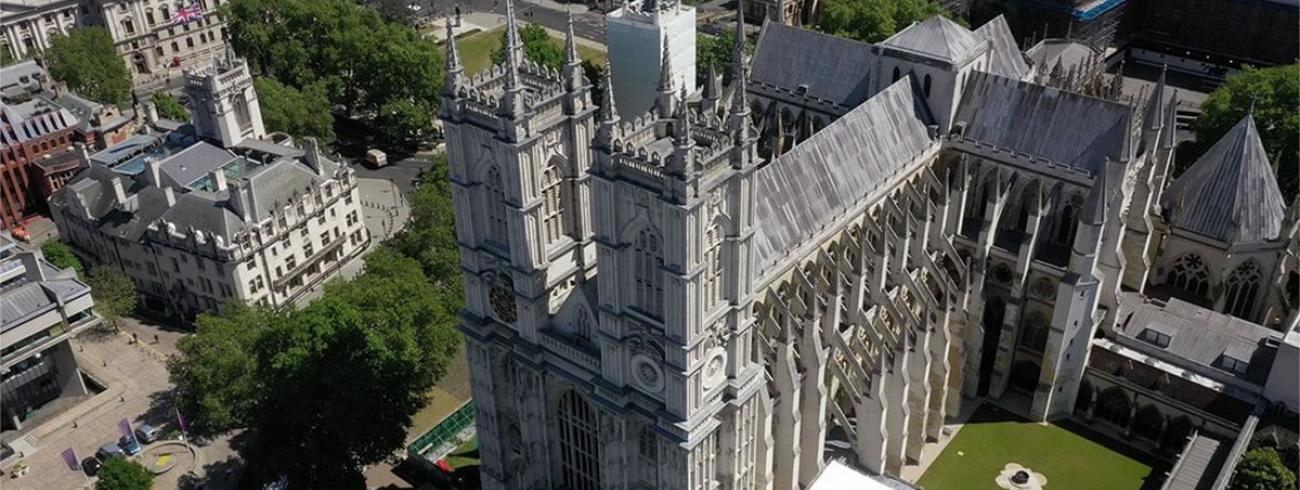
449;27;607;76
918;405;1164;490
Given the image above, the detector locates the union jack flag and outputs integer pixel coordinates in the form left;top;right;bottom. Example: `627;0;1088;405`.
173;3;203;24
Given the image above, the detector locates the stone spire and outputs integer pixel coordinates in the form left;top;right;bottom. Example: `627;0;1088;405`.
656;34;676;117
670;89;693;176
702;61;722;114
728;0;752;149
498;0;525;118
563;11;583;92
595;66;618;149
443;18;464;96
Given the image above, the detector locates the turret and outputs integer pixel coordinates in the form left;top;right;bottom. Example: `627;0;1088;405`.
441;17;465;118
595;67;618;150
728;0;755;169
655;35;676;118
497;0;526;121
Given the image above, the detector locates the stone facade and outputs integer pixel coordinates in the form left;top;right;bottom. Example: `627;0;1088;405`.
447;6;1299;489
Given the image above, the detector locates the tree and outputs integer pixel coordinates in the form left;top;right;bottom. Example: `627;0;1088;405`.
375;99;432;151
696;27;750;87
583;59;606;110
96;457;154;490
1;48;16;66
169;305;281;436
1230;447;1297;490
817;0;956;43
1185;63;1299;201
151;92;190;121
86;266;137;331
254;77;336;142
390;153;462;282
492;23;565;70
169;248;461;488
46;27;131;106
41;240;83;277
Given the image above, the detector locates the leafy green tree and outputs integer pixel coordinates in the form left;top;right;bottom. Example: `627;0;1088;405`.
245;248;460;488
254;77;335;142
1185;63;1299;200
86;266;137;331
817;0;956;43
1;48;16;66
583;59;606;110
169;305;281;436
493;23;565;70
696;27;750;87
391;153;461;282
96;457;154;490
151;92;190;121
375;99;432;150
46;27;131;106
1230;447;1297;490
41;240;83;277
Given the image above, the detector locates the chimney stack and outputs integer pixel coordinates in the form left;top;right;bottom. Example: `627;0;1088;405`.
109;177;127;204
145;100;159;125
210;168;228;191
163;186;176;207
75;142;91;167
144;157;164;188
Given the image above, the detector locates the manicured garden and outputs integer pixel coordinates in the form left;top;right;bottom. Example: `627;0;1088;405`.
918;405;1163;490
448;27;607;76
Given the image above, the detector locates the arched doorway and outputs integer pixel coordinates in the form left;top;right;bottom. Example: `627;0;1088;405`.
1095;387;1131;429
556;390;601;490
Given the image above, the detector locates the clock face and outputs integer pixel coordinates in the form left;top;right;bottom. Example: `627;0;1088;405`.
631;354;664;393
490;284;517;323
702;348;726;390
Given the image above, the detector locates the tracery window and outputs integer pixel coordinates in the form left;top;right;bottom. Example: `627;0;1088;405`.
1223;260;1261;320
557;391;601;490
232;93;251;131
1167;254;1210;299
633;228;664;319
542;159;567;245
1018;312;1049;353
702;221;724;310
485;166;509;249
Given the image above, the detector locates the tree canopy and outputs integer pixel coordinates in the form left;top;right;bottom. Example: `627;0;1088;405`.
1186;63;1299;201
1230;447;1297;490
492;23;565;70
41;240;83;277
86;266;137;331
816;0;956;43
151;92;190;121
170;247;460;488
696;27;750;88
96;457;154;490
46;27;131;106
222;0;442;151
254;77;336;142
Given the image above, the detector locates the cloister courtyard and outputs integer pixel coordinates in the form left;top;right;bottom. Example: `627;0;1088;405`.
918;405;1166;490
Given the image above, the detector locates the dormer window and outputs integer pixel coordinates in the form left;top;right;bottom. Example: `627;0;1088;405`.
1138;328;1171;348
1218;355;1249;374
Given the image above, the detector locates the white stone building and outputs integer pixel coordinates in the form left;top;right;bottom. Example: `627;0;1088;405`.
0;0;228;91
47;56;369;319
445;5;1299;489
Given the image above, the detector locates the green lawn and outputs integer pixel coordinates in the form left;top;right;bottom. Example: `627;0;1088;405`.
408;344;473;441
918;405;1163;490
448;27;607;76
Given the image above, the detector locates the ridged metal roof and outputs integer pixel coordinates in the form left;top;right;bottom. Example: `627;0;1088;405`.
752;79;935;277
880;16;985;64
954;71;1131;173
1162;114;1286;245
749;22;875;109
974;15;1029;80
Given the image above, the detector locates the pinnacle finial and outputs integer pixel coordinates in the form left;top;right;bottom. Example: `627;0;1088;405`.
658;34;674;93
445;18;463;75
565;11;579;66
600;66;617;121
504;0;523;72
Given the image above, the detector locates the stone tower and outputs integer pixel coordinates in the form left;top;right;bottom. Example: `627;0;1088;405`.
184;56;266;148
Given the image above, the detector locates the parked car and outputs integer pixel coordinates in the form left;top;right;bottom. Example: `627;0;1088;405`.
95;442;125;461
118;435;142;456
82;457;102;477
365;148;388;168
134;424;160;445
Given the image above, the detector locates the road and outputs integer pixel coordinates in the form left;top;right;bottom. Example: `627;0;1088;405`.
409;0;607;42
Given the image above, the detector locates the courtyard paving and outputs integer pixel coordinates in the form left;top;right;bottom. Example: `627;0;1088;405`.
916;404;1164;490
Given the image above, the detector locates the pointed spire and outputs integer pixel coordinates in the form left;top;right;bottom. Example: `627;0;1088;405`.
443;18;463;95
728;0;751;143
656;34;676;117
595;66;618;148
498;0;524;118
703;61;721;102
565;12;580;66
563;12;584;92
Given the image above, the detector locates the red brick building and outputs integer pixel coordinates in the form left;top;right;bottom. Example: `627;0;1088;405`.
1;98;84;232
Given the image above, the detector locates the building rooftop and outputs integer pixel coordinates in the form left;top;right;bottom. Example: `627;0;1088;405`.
1116;295;1282;387
0;252;90;335
974;15;1030;80
880;16;987;65
749;22;875;110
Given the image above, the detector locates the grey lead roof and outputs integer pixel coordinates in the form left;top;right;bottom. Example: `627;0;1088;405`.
1161;113;1286;245
954;71;1132;173
974;15;1029;80
880;16;986;64
160;141;237;188
1119;297;1281;386
1;257;89;333
752;79;935;277
1165;433;1229;490
749;22;875;109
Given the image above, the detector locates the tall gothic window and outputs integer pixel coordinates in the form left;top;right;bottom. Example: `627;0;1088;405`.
557;390;601;490
1224;260;1261;320
1055;199;1079;245
542;158;567;245
232;93;252;132
1168;254;1210;299
485;166;509;249
633;228;664;319
702;221;724;310
1018;312;1049;353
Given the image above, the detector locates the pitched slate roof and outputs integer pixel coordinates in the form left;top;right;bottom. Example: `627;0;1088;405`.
880;16;985;64
753;79;935;277
1161;114;1286;245
749;22;875;109
159;141;237;188
974;15;1029;80
954;71;1132;173
1118;297;1281;386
